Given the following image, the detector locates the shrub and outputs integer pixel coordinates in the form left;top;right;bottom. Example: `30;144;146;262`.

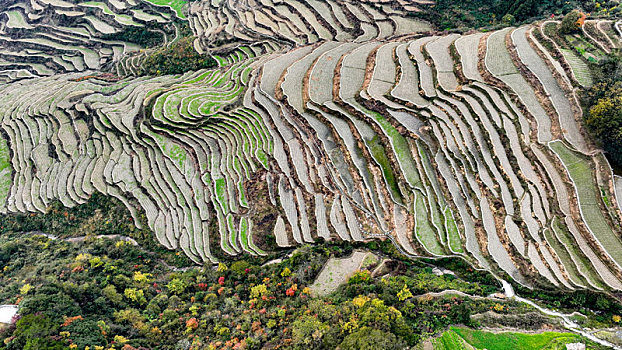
396;285;413;302
230;261;250;276
19;284;33;295
348;270;371;284
124;288;147;305
250;284;270;299
281;267;292;277
292;315;329;347
167;278;187;295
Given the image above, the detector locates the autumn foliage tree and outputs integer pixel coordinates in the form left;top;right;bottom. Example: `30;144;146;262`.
586;88;622;165
559;10;586;34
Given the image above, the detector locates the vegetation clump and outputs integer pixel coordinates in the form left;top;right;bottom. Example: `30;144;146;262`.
583;53;622;168
139;37;217;76
102;26;169;48
559;10;586;34
586;82;622;166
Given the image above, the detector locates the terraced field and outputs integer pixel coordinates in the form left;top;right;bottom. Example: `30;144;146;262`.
188;0;432;50
1;3;622;292
0;0;179;82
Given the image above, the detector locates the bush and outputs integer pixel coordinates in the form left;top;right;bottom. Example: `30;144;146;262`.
585;82;622;166
166;278;187;295
6;314;65;350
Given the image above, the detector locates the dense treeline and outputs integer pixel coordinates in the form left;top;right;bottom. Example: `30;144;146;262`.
0;193;194;268
139;37;217;76
413;0;620;31
102;26;167;49
584;56;622;168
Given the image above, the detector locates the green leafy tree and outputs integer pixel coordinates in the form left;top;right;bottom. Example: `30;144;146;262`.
291;315;329;348
166;278;187;295
559;10;584;34
6;314;65;350
501;14;515;26
124;288;147;305
586;93;622;166
64;319;107;348
337;327;406;350
102;284;123;305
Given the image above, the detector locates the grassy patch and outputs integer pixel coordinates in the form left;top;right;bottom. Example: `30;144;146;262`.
433;329;471;349
450;327;588;350
551;216;603;289
367;136;403;203
143;0;187;18
444;208;463;253
415;191;444;255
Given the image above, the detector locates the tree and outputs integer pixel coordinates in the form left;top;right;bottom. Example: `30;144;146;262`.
64;319;107;348
586;93;622;166
337;327;406;350
124;288;147;305
166;278;187;295
501;14;515;26
291;315;329;348
559;10;585;34
18;292;81;320
7;314;65;350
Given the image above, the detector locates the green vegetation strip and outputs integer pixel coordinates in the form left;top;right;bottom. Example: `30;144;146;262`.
446;327;587;350
143;0;187;18
0;135;11;205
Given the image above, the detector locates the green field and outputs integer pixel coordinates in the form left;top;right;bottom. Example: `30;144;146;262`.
143;0;187;18
435;327;591;350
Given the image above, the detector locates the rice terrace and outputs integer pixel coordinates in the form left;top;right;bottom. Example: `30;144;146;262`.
0;0;622;348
